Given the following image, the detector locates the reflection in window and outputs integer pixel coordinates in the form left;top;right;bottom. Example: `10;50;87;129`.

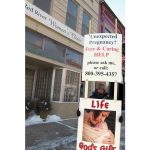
25;30;43;48
82;11;90;36
66;0;78;30
25;29;82;68
33;0;51;14
66;49;82;68
64;70;80;102
26;28;66;63
44;38;65;63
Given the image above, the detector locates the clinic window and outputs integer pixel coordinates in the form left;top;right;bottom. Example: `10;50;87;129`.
25;29;43;49
66;0;78;30
33;0;51;14
64;70;80;102
66;48;82;69
81;10;91;36
44;38;66;63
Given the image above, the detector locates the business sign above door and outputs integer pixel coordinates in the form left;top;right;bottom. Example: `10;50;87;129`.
82;33;122;82
25;0;84;46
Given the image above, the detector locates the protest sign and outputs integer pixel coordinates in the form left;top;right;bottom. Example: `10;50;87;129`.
76;98;121;150
82;33;122;82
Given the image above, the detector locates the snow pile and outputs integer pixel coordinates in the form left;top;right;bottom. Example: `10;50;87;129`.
26;115;42;126
25;114;62;126
46;115;62;122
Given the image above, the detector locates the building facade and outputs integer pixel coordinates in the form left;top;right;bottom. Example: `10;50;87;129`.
99;1;125;107
25;0;99;118
99;1;125;37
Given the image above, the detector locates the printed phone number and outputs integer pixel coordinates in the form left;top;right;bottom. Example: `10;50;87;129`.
85;71;117;76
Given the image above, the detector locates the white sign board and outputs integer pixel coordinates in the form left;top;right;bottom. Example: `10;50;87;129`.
82;33;122;82
76;98;121;150
25;0;83;46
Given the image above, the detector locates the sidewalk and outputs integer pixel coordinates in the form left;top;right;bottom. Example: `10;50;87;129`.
26;118;78;150
26;111;125;150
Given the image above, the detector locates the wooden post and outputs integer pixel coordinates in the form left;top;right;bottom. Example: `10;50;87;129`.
114;19;118;101
115;19;118;33
84;80;89;99
114;81;118;101
84;18;92;99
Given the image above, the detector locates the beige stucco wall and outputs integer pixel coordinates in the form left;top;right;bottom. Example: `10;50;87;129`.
51;0;68;24
27;0;33;3
27;0;99;35
49;102;79;119
51;0;99;34
76;0;99;34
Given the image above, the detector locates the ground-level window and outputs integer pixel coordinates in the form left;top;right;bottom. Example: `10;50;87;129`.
64;70;80;102
34;69;52;99
25;68;35;98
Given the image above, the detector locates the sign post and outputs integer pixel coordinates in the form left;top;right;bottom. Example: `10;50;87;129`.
114;18;118;102
76;31;122;150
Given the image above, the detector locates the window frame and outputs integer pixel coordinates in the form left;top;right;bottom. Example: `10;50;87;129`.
33;0;52;14
81;10;91;36
25;28;44;49
66;0;78;30
63;69;81;102
65;48;83;69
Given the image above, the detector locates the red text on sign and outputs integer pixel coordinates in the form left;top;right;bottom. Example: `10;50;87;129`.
79;142;97;150
94;53;109;57
91;100;109;109
100;145;116;150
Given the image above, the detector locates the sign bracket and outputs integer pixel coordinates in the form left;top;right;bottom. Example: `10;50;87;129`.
114;81;118;102
84;80;89;99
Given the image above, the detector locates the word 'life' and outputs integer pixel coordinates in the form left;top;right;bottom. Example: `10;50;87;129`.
91;100;109;109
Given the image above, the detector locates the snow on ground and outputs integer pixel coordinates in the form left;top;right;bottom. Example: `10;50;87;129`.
26;114;62;126
26;135;77;150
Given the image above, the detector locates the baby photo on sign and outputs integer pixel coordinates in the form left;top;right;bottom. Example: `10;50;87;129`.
82;109;116;145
